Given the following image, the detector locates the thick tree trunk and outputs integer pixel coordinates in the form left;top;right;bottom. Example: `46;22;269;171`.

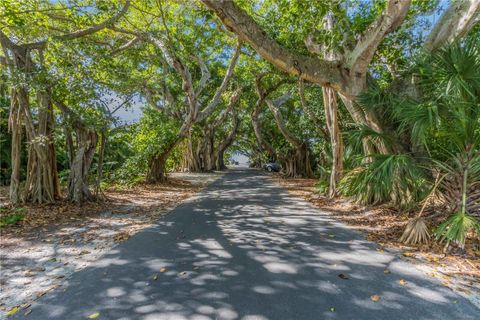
185;132;201;172
67;129;98;202
322;87;343;197
282;144;313;178
22;90;61;203
188;133;215;172
201;129;216;171
147;152;169;183
216;151;226;170
147;138;180;183
8;89;22;204
4;48;60;204
56;100;99;203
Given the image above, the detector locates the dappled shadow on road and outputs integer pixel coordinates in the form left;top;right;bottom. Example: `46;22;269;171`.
0;178;203;312
16;170;478;319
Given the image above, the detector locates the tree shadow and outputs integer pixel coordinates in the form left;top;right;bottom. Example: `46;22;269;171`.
10;169;479;319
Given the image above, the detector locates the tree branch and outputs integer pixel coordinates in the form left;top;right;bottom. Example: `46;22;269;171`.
20;0;131;50
193;54;211;97
196;41;241;122
212;87;241;127
111;36;140;55
345;0;411;74
424;0;480;52
265;91;304;148
217;108;240;155
252;73;293;160
201;0;347;93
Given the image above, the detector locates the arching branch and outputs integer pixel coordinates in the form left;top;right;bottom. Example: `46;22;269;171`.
18;0;131;50
201;0;347;93
424;0;480;52
346;0;411;74
194;55;211;97
196;41;241;122
265;91;304;148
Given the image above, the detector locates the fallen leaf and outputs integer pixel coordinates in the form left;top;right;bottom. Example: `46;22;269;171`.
383;269;391;274
330;307;335;312
399;279;407;285
24;309;32;316
160;267;166;273
153;274;158;280
87;312;100;319
371;295;381;302
402;252;415;257
338;273;349;280
6;306;19;316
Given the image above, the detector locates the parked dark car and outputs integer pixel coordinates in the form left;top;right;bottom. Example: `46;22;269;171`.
263;162;281;172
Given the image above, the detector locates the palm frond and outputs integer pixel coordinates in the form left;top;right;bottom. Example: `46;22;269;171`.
435;211;480;249
400;217;430;245
339;154;428;208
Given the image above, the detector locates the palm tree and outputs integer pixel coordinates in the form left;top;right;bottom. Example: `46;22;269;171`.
341;36;480;248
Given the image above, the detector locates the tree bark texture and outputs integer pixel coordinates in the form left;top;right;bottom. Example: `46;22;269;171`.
22;89;61;204
67;128;98;203
322;87;343;197
8;89;22;204
147;137;181;183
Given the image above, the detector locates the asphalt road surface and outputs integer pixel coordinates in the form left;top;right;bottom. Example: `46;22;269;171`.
12;169;479;320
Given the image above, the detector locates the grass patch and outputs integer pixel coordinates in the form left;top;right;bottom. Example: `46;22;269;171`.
0;208;26;228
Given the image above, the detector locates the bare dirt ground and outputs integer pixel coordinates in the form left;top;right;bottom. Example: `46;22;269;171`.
0;172;223;316
273;176;480;309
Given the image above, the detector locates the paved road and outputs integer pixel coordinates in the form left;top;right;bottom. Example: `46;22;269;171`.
13;169;478;319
